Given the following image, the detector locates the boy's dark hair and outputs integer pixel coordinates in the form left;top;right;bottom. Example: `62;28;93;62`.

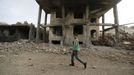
74;33;78;37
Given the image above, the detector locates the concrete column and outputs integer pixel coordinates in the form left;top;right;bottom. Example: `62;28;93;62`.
43;12;48;42
96;18;100;39
85;5;89;20
29;24;35;41
113;5;119;25
62;6;65;18
85;5;91;47
102;15;105;41
64;26;73;46
61;6;65;46
43;29;46;42
44;13;48;25
113;5;119;46
36;6;42;43
49;27;52;44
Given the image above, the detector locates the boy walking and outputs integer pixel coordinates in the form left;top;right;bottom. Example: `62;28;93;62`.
69;34;87;69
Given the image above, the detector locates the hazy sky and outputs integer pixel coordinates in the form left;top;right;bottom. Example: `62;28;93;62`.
0;0;134;25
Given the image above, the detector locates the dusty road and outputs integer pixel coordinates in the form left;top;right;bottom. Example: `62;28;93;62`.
0;52;133;75
0;40;133;75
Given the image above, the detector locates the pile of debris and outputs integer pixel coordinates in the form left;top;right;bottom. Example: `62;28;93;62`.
0;40;70;55
96;34;117;47
119;34;134;50
96;28;134;50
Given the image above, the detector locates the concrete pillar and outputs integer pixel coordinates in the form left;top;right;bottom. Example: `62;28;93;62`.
96;18;100;39
44;13;48;25
85;5;91;47
29;24;35;41
36;6;42;43
64;26;73;46
61;6;65;46
113;5;119;25
49;27;52;44
42;29;46;42
43;12;48;42
85;6;89;20
62;6;65;18
50;12;56;24
102;15;105;41
113;5;119;46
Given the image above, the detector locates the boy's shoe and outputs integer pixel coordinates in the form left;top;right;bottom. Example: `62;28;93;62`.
84;62;87;69
69;64;75;66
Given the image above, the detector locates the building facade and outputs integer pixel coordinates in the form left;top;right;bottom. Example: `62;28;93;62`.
35;0;121;46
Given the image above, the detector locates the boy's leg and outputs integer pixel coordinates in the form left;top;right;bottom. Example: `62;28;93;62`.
70;51;75;66
74;51;85;64
75;51;87;69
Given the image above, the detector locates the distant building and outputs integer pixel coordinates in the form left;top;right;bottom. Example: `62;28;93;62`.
0;23;35;42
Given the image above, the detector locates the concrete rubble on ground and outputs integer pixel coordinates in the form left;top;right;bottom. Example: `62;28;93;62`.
0;40;70;55
0;39;133;65
96;29;134;50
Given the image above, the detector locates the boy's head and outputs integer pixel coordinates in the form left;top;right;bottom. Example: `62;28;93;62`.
74;34;78;39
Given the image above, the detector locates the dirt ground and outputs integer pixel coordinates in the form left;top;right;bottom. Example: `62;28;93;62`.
0;40;134;75
0;52;133;75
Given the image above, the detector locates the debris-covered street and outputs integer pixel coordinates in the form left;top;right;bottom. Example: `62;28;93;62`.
0;40;133;75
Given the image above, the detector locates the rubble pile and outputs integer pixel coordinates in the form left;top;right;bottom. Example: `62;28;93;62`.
97;34;117;47
0;40;70;55
119;34;134;50
96;32;134;50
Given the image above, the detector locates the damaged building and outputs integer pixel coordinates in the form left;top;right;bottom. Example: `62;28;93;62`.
35;0;121;46
0;24;36;42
